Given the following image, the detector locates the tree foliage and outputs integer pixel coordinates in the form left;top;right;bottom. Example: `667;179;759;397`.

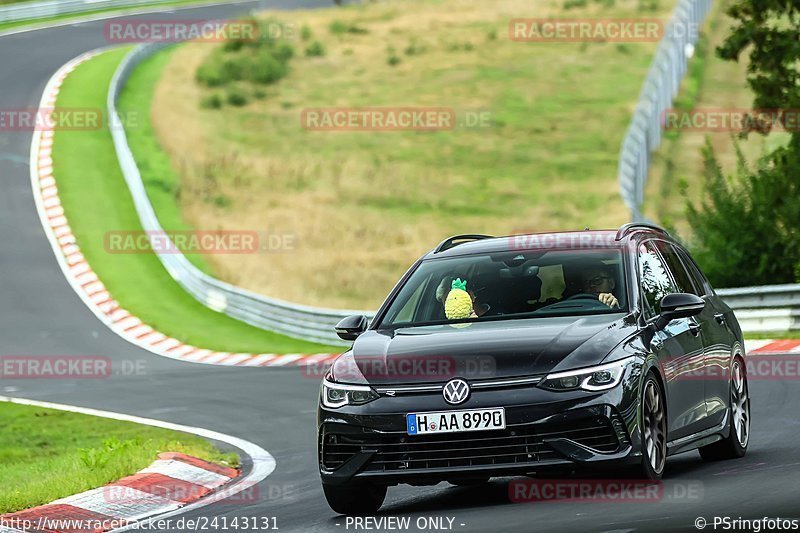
717;0;800;135
685;137;800;287
682;0;800;287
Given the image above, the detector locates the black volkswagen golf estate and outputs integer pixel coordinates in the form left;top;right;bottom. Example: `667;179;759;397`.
318;224;750;514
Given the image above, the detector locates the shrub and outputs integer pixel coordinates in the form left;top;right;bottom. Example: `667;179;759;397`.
682;138;800;287
305;40;326;57
200;93;223;109
301;24;312;41
387;55;401;66
196;25;293;89
329;19;368;34
563;0;588;8
249;51;289;84
404;40;426;56
226;87;249;107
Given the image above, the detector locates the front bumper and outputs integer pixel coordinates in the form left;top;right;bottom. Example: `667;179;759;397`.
318;379;643;486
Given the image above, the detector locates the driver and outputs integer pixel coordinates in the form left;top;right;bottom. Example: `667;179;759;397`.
580;263;619;308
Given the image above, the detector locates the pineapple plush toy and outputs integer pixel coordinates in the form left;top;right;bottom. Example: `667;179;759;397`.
444;278;474;320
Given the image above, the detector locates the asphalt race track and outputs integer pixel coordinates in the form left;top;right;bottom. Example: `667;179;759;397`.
1;3;799;532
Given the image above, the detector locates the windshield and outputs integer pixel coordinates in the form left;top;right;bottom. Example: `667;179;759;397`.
379;249;628;328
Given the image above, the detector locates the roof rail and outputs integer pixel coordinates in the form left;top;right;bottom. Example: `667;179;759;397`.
615;222;669;241
434;234;493;253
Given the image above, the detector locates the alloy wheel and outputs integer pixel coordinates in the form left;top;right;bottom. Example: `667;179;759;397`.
643;379;667;475
731;359;750;448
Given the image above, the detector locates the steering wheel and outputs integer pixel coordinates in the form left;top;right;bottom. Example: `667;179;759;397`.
564;293;600;301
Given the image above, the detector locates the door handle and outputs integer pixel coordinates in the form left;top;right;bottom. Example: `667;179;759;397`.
714;313;726;325
689;322;702;336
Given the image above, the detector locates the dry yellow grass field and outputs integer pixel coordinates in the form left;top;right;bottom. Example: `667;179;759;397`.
147;0;675;309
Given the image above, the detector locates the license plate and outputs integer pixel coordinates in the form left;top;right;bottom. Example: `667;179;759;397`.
406;407;505;435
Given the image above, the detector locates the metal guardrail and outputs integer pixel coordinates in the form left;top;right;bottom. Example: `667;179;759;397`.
108;43;373;346
717;285;800;333
617;0;713;222
0;0;174;24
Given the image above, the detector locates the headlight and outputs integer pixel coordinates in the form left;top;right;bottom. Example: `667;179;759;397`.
321;378;379;408
539;356;634;392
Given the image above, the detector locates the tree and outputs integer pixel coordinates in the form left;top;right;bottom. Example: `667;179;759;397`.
717;0;800;136
681;0;800;287
684;138;800;287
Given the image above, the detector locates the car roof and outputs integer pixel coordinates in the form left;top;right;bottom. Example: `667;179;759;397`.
424;225;671;259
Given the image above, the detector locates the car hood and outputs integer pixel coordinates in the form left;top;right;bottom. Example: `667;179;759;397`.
347;314;637;385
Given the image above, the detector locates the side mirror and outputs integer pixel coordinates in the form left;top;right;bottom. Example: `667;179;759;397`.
335;315;368;341
655;293;705;329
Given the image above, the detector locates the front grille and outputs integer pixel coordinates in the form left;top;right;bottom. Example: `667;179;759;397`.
321;417;621;472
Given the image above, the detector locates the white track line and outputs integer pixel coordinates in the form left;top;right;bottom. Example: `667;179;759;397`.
0;396;276;531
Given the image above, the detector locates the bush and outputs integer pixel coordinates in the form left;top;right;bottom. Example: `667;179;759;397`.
305;40;326;57
196;22;294;90
682;138;800;287
563;0;588;8
249;51;289;84
404;40;426;56
301;24;312;41
200;93;223;109
329;19;368;34
226;87;249;107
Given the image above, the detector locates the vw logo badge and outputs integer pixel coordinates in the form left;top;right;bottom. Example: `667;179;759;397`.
443;378;470;405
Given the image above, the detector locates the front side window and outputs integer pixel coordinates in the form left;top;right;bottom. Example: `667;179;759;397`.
655;241;700;296
638;241;677;316
379;249;628;329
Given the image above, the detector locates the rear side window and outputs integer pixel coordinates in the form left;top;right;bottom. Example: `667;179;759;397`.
655;241;701;296
675;247;713;296
638;241;677;316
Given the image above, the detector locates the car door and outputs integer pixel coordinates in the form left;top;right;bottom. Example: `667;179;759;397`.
671;244;736;428
638;241;708;440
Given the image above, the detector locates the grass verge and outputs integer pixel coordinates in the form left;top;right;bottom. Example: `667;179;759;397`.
52;47;341;354
0;402;238;514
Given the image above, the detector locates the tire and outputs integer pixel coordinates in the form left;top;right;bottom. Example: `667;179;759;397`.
634;372;668;480
322;483;387;515
700;356;749;461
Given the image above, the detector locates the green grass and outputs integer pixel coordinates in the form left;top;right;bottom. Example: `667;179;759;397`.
52;47;340;354
117;47;211;274
0;402;238;514
746;332;800;340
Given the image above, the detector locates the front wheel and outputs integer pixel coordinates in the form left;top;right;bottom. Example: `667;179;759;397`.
322;483;387;515
700;357;749;461
635;372;667;480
